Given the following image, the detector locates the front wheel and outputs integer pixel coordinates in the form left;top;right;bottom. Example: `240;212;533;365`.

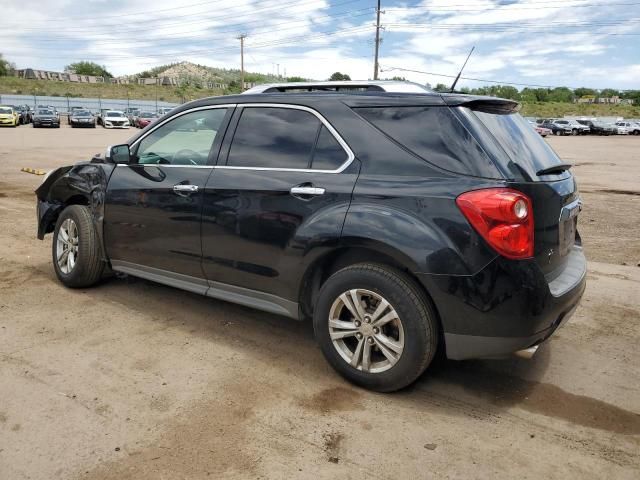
313;264;438;392
52;205;104;288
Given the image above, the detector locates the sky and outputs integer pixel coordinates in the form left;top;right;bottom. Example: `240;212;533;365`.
1;0;639;90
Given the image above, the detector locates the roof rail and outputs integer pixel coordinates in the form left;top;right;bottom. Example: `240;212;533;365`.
242;80;431;94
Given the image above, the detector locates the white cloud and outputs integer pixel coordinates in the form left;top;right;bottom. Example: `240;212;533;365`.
1;0;638;89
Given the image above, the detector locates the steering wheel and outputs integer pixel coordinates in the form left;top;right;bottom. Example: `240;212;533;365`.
173;149;202;165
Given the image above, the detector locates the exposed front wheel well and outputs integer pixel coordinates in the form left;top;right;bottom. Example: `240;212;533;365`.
40;195;90;237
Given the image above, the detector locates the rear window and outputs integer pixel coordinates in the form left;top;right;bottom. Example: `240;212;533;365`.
355;106;500;178
469;109;565;179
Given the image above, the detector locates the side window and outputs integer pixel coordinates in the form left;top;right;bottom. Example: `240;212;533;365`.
356;106;497;177
227;107;320;169
135;108;228;165
311;126;348;170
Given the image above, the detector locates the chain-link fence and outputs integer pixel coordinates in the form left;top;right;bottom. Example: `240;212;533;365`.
0;93;179;114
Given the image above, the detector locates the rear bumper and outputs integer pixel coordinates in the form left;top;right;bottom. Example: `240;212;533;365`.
418;246;586;360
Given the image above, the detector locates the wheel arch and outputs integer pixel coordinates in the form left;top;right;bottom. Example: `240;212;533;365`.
298;243;444;336
36;163;115;263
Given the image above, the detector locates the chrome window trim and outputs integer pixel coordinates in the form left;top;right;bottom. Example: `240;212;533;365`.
129;104;238;150
220;103;354;174
120;102;354;173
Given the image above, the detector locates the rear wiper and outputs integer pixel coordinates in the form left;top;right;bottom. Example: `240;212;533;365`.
537;163;572;176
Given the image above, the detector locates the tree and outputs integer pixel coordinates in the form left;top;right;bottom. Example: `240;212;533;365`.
0;53;14;76
574;87;597;98
286;76;307;82
548;87;574;103
433;83;450;92
328;72;351;81
65;61;113;78
599;88;620;98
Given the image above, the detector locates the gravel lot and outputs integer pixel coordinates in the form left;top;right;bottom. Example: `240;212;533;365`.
1;124;639;479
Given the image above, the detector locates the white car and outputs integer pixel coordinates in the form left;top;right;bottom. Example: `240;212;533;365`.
102;110;130;129
611;123;629;135
615;122;640;135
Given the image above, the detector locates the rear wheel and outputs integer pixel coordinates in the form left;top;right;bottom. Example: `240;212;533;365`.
571;129;578;136
313;263;438;392
52;205;104;288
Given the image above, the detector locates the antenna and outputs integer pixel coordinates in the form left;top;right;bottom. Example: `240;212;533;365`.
450;46;475;93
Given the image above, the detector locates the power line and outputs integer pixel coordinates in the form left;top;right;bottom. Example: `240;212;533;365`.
379;65;635;91
4;7;375;48
5;25;373;61
385;0;640;12
11;0;362;33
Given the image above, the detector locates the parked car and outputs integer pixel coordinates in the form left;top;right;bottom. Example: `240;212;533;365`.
540;119;572;136
611;123;629;135
576;120;615;135
69;110;96;128
6;105;27;125
0;105;19;127
68;106;86;124
32;108;60;128
19;105;32;124
157;107;174;116
35;86;586;392
101;110;129;129
135;111;159;128
529;120;551;137
553;119;589;135
616;121;640;135
124;107;140;125
96;109;110;126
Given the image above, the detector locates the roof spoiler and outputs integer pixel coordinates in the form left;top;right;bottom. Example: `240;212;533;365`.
441;95;520;114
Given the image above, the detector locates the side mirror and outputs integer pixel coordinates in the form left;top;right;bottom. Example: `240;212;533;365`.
105;144;131;164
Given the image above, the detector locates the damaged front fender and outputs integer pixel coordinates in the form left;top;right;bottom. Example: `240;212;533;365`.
35;162;116;262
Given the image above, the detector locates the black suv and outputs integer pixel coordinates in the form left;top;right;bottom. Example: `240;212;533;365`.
35;88;586;391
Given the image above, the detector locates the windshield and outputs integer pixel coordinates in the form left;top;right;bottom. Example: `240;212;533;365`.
38;110;53;115
466;109;566;180
0;107;12;114
140;112;155;118
106;111;123;117
74;111;92;117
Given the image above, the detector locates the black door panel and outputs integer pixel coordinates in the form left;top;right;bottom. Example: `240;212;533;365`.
103;107;232;278
201;162;359;301
104;165;212;278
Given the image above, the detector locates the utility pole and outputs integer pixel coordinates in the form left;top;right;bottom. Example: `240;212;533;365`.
237;34;247;91
373;0;382;80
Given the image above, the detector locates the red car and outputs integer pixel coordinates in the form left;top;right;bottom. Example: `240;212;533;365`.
135;111;159;128
530;121;551;137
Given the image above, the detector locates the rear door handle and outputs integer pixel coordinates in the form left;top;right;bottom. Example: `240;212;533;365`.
173;184;199;194
290;186;325;196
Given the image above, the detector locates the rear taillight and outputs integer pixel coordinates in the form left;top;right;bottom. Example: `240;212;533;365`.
456;188;534;259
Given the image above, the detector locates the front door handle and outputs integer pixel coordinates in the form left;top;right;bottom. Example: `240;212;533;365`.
173;184;199;194
290;186;325;196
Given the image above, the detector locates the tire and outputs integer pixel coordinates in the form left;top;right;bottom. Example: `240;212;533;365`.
554;130;562;136
52;205;104;288
571;129;578;136
313;263;439;392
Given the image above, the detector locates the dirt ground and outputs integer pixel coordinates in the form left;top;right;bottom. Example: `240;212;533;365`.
0;125;639;480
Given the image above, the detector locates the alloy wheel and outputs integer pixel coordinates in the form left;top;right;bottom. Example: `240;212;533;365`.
56;218;79;274
328;289;405;373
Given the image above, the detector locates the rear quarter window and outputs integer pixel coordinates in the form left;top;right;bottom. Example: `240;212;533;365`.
468;109;566;180
355;106;501;178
